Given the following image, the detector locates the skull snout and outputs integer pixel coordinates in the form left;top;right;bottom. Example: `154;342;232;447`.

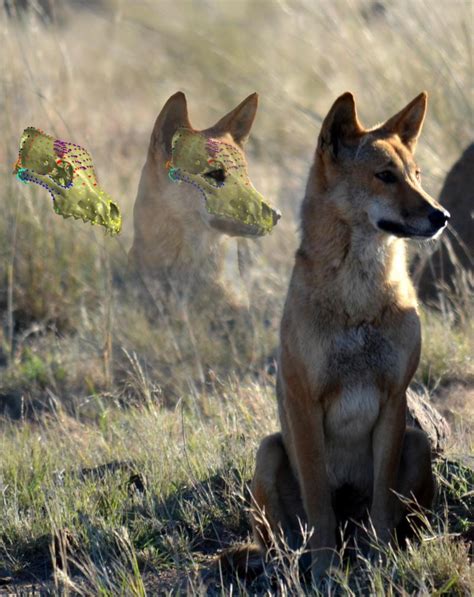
262;202;281;226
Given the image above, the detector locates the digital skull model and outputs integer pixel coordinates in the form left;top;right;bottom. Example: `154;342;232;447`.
167;128;280;236
14;127;121;235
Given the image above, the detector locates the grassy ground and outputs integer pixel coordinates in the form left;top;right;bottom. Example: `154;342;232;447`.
0;384;472;595
0;0;472;594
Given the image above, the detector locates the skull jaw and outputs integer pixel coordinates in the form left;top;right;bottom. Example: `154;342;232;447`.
54;192;121;235
208;215;267;237
205;189;279;238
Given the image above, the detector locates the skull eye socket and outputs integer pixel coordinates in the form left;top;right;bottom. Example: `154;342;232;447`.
375;170;398;184
204;168;226;184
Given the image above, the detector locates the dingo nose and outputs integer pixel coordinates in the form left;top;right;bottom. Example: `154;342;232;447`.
428;208;450;229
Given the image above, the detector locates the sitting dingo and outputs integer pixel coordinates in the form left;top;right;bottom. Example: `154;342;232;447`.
129;92;280;309
250;92;448;581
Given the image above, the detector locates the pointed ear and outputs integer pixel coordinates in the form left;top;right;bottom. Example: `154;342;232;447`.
318;92;364;158
150;92;192;156
381;92;427;152
209;93;259;144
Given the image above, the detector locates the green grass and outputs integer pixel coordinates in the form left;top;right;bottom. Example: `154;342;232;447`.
0;0;473;594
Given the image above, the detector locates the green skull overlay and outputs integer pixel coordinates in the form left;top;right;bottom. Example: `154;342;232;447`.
14;127;121;235
167;129;280;236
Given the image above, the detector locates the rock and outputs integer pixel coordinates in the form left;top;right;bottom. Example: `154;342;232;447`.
406;388;451;454
415;143;474;303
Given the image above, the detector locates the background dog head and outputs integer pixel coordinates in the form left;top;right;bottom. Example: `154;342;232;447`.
145;92;280;237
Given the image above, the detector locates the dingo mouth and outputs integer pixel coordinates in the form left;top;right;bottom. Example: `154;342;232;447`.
377;219;447;240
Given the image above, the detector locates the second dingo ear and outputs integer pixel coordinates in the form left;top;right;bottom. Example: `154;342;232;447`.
382;92;427;152
150;92;192;156
318;92;364;159
209;93;259;145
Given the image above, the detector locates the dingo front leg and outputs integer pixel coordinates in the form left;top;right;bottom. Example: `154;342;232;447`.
285;398;339;582
370;392;406;545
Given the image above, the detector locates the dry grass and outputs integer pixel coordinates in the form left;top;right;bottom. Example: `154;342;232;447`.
0;388;472;595
0;0;472;594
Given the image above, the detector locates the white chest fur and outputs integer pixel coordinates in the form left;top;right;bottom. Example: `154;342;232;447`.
326;384;381;439
325;384;381;490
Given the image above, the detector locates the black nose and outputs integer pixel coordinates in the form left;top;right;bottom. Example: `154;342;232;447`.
428;208;450;229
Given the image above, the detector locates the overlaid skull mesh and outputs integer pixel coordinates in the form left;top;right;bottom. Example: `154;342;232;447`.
167;128;280;236
14;127;121;235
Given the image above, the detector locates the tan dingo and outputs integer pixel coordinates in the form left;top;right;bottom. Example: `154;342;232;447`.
250;92;447;581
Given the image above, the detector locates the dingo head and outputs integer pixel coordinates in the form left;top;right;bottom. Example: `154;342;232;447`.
147;92;280;237
316;92;449;240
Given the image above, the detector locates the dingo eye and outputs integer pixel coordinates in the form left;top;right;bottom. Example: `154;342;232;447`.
204;169;226;184
375;170;397;184
415;169;421;181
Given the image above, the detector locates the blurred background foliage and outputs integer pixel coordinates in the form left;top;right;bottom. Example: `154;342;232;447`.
0;0;472;414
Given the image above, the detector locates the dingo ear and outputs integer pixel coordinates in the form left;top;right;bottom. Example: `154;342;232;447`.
382;92;427;152
150;92;192;156
209;93;259;145
318;92;364;159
